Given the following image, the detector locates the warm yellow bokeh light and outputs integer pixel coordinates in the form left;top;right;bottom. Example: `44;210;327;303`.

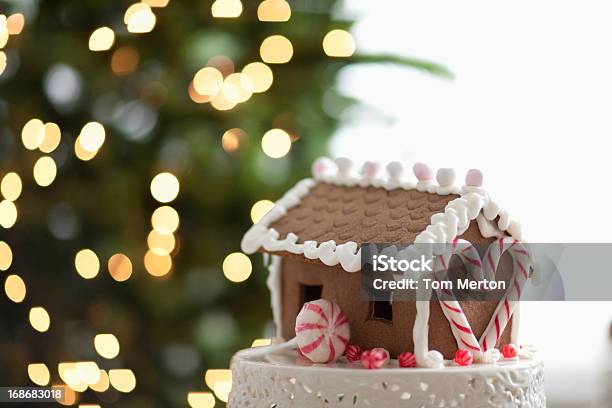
221;128;246;153
29;306;51;332
323;29;355;57
151;206;179;234
0;18;7;49
213;381;231;403
147;230;175;256
143;0;170;7
0;51;6;76
250;200;274;223
210;90;237;111
257;0;291;22
0;200;18;228
1;172;22;201
188;392;216;408
76;362;101;385
74;137;98;161
211;0;243;18
111;46;139;75
150;172;179;203
94;333;120;359
193;67;223;97
125;4;156;33
33;156;57;187
79;122;105;152
89;26;115;51
0;241;12;270
222;252;252;283
59;363;88;392
39;122;62;153
7;13;25;35
22;118;45;150
251;338;272;347
5;274;26;303
241;62;273;93
56;385;77;406
144;251;172;277
223;73;254;103
75;249;100;279
204;369;232;390
89;370;110;392
109;369;136;393
188;82;212;104
79;405;101;408
28;363;50;386
261;128;291;158
259;35;293;64
107;253;133;282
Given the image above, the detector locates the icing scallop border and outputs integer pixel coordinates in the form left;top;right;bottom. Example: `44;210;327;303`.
240;157;523;272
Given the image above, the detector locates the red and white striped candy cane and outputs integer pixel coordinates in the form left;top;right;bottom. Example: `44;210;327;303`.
432;239;484;355
479;237;532;351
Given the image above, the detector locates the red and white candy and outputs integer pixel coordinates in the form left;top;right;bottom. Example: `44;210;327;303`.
454;349;473;366
361;348;389;369
344;344;362;362
502;344;518;359
398;352;416;368
295;299;350;363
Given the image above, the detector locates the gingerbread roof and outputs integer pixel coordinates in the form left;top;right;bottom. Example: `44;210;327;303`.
241;157;522;272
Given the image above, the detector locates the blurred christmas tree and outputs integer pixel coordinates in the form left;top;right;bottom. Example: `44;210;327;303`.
0;0;449;406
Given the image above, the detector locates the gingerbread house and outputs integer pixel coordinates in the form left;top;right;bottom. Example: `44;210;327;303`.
241;157;526;364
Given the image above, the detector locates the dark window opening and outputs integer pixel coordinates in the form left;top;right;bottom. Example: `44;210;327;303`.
369;300;393;322
300;284;323;307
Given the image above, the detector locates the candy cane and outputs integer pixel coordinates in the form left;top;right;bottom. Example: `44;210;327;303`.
432;239;484;355
479;237;532;351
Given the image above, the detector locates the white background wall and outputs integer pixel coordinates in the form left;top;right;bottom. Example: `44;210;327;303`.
333;1;612;405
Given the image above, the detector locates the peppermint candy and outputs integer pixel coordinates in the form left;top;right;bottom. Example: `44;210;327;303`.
344;344;362;362
295;299;350;363
454;349;473;366
398;352;416;368
361;348;389;369
502;344;518;359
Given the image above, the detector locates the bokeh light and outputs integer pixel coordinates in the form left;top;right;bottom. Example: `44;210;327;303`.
29;306;51;332
261;128;291;158
143;0;170;6
88;27;115;51
0;17;7;48
204;369;232;390
57;385;77;405
242;62;273;93
188;82;212;104
1;172;22;201
259;35;293;64
74;137;98;161
251;338;272;347
207;55;234;77
221;128;246;153
223;73;254;103
40;122;62;153
59;362;87;392
213;381;231;402
0;241;12;270
33;156;57;187
150;172;180;203
79;122;106;152
108;369;136;393
28;363;50;386
125;4;156;33
257;0;291;22
147;230;175;256
6;13;25;35
4;274;26;303
111;46;139;75
21;118;45;150
322;29;355;57
89;370;110;392
94;334;120;359
107;253;133;282
75;249;100;279
187;392;216;408
76;361;101;385
211;0;243;18
222;252;252;283
250;200;274;223
151;206;180;233
210;91;237;111
0;200;18;228
144;251;172;277
0;51;6;76
193;67;223;97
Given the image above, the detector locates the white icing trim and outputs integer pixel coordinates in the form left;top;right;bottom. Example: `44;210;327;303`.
264;254;283;339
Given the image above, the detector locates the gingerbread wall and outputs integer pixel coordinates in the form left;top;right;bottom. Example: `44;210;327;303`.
278;222;514;359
